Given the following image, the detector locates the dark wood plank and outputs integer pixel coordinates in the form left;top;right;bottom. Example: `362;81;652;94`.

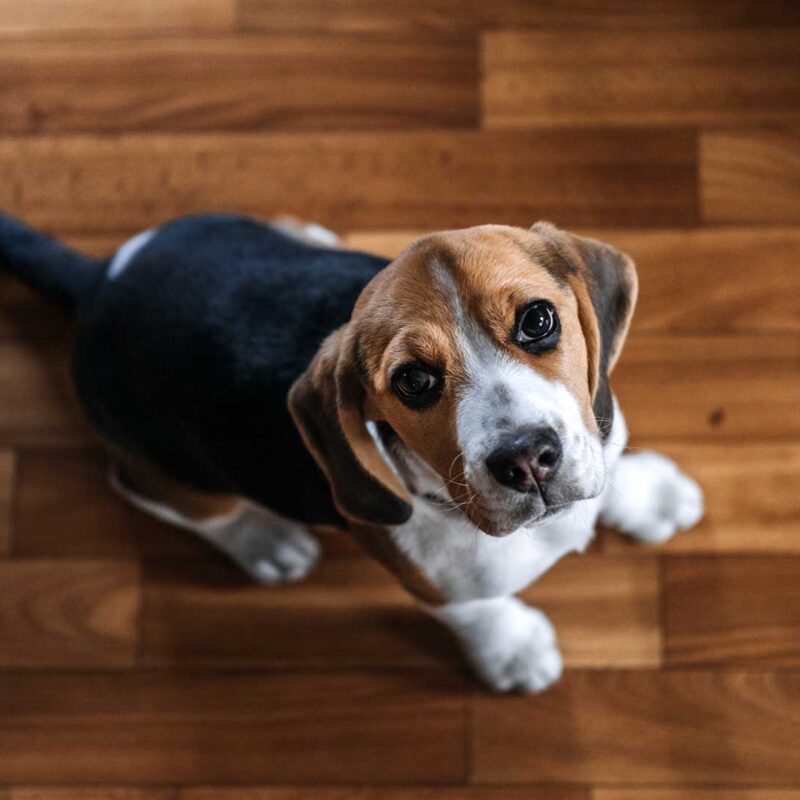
0;35;477;134
0;559;139;668
665;556;800;666
346;227;800;333
614;334;800;441
0;342;91;446
15;449;212;558
0;671;466;784
142;553;657;669
11;792;174;800
142;555;458;669
483;29;800;128
522;556;660;668
701;128;800;223
0;129;698;233
181;788;585;800
0;450;14;556
239;0;800;34
0;0;235;37
472;670;800;783
605;442;800;554
594;789;800;800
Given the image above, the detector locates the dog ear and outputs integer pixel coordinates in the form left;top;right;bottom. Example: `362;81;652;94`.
531;222;638;434
288;325;413;526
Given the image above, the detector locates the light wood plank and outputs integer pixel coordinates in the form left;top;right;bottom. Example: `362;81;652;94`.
664;556;800;666
346;227;800;333
0;450;14;555
522;555;660;668
0;671;466;784
472;670;800;783
701;128;800;223
614;334;800;441
594;789;800;800
605;442;800;554
0;0;235;37
483;30;800;128
0;35;476;134
0;129;698;233
0;559;139;668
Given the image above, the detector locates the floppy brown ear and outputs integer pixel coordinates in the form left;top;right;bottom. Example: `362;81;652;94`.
531;222;638;434
288;326;413;526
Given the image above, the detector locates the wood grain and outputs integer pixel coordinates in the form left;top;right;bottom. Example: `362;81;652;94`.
11;792;175;800
594;790;800;800
0;129;698;233
614;334;800;441
346;227;800;333
0;0;235;37
0;559;139;668
701;128;800;223
522;556;661;668
664;556;800;666
483;30;800;128
0;35;477;134
15;449;210;558
239;0;800;34
181;789;585;800
0;342;90;445
0;450;14;556
472;670;800;783
0;671;467;784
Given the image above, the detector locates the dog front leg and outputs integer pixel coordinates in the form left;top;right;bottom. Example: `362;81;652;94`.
425;596;563;693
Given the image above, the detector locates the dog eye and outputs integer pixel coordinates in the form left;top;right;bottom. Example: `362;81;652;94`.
516;301;560;350
391;363;442;409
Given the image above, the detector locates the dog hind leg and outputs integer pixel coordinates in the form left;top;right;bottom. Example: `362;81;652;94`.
108;456;320;584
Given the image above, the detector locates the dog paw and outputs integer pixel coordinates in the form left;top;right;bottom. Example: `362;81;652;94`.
602;451;704;544
212;509;321;584
473;606;563;693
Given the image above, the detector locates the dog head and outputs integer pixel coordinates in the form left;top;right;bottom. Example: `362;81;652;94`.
289;223;637;535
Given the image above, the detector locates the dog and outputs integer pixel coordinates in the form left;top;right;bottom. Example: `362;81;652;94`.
0;212;703;692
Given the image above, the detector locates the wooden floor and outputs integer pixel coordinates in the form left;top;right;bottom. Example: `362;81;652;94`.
1;0;800;796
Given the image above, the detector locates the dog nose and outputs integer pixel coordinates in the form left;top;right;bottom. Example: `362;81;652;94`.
485;427;563;493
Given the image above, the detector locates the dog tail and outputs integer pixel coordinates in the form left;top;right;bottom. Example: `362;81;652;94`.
0;212;106;314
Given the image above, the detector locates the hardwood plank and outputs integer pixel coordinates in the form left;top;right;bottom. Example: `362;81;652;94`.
701;128;800;223
483;30;800;128
614;334;800;441
0;35;476;134
0;342;91;446
181;788;585;800
664;556;800;666
238;0;800;34
346;227;800;333
142;552;657;669
11;792;174;800
605;442;800;554
15;449;211;558
594;790;800;800
0;559;139;668
522;555;660;668
0;671;466;784
472;670;800;783
0;0;234;37
0;450;14;556
0;129;698;232
142;555;458;669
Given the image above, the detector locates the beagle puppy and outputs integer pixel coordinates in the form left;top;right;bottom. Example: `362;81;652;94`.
0;212;703;692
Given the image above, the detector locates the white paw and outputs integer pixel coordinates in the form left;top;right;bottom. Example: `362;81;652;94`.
204;508;321;585
602;451;704;544
472;605;563;694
